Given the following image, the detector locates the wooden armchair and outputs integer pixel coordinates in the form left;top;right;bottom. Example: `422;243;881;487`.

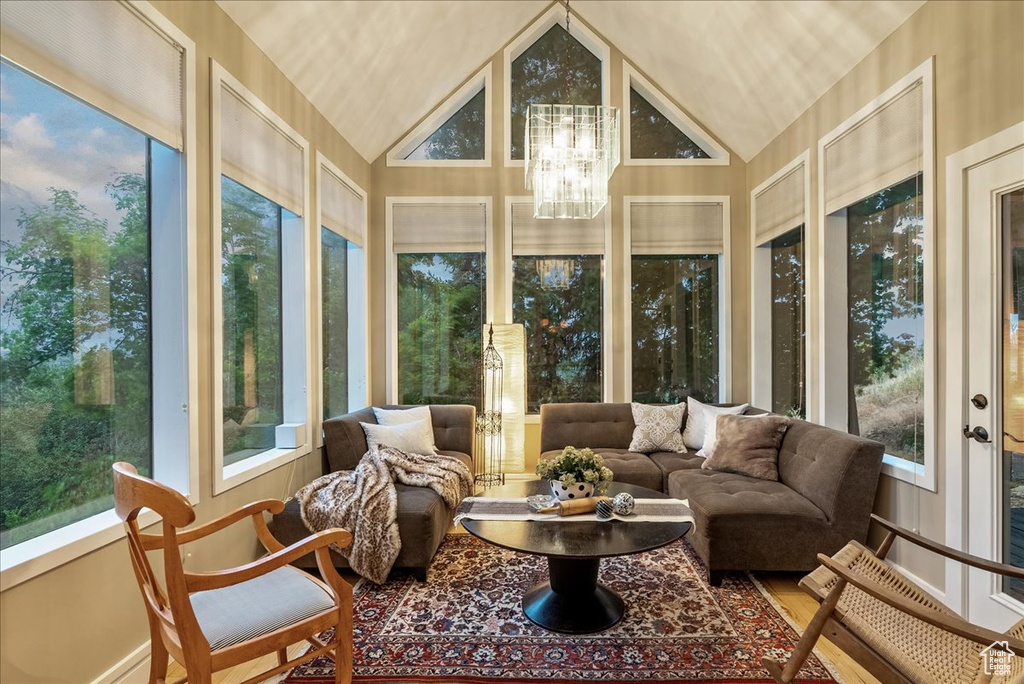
764;514;1024;684
112;462;354;684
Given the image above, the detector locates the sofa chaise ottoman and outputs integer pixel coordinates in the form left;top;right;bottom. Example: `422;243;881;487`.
269;404;475;581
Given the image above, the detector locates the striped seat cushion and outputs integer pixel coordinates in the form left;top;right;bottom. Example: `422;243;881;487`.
190;566;335;651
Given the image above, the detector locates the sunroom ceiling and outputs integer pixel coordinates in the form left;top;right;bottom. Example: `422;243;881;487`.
216;0;925;163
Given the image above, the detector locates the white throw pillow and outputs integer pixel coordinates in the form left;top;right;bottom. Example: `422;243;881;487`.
698;412;767;458
373;405;432;427
682;397;749;451
361;419;437;455
628;403;687;453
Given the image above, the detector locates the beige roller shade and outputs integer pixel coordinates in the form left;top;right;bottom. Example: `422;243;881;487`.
0;0;185;150
321;168;365;247
220;83;305;215
392;201;487;253
629;201;724;254
510;202;605;255
824;81;923;215
754;164;805;245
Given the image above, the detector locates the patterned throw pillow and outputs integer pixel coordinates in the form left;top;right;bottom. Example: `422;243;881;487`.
682;397;749;451
701;414;790;481
628;403;687;453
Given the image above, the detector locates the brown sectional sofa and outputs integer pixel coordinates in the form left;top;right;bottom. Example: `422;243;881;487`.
540;402;883;584
268;404;475;581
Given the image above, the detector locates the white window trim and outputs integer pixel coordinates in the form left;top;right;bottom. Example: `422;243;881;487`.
385;196;495;403
315;151;369;446
622;196;731;404
750;150;811;414
817;57;936;491
386;64;492;168
211;60;313;495
503;4;611;168
505;196;614;417
622;62;729;166
0;0;199;591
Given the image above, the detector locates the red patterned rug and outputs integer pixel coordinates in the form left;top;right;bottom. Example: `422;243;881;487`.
286;535;838;683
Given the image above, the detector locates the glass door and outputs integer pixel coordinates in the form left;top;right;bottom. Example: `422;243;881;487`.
1002;188;1024;602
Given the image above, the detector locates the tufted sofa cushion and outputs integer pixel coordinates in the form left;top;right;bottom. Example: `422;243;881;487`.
541;448;663;491
540;403;635;452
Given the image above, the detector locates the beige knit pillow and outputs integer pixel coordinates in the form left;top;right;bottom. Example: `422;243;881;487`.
628;402;687;453
701;414;789;481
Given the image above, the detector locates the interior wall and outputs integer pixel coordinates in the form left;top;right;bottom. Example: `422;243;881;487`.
0;2;370;682
368;9;749;473
746;0;1024;592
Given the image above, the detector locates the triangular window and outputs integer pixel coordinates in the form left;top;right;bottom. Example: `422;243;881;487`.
630;87;709;159
405;87;486;161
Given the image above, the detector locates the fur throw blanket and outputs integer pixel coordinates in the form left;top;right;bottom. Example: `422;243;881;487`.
296;446;473;584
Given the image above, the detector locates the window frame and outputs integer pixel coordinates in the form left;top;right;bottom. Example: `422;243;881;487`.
750;150;811;416
315;151;369;444
384;196;495;403
211;60;313;495
0;1;199;590
505;196;613;419
622;196;731;404
386;64;492;168
502;5;611;168
817;58;936;490
622;62;730;167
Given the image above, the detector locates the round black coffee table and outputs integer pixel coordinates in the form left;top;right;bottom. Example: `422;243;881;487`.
460;480;691;634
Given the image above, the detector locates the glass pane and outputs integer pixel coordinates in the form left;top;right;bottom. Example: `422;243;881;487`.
770;227;806;417
846;174;924;464
0;61;152;549
322;228;349;419
630;87;710;159
513;256;602;412
1002;187;1024;601
397;253;485;405
631;256;719;403
406;88;486;161
510;23;601;160
221;177;283;465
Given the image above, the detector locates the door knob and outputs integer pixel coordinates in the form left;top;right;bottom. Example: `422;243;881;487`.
963;425;992;443
971;394;988;409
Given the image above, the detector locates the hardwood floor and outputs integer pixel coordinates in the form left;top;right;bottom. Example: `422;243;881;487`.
165;570;879;684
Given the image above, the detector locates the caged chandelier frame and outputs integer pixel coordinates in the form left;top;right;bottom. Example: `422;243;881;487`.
524;1;620;220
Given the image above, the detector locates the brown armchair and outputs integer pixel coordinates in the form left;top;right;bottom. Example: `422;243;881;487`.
112;462;354;684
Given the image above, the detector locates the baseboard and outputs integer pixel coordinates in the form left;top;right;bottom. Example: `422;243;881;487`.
888;559;948;607
91;641;150;684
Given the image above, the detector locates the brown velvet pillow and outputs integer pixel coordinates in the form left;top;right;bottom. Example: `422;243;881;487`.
701;414;789;481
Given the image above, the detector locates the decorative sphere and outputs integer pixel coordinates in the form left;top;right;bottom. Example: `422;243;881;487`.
612;492;635;516
595;499;614;520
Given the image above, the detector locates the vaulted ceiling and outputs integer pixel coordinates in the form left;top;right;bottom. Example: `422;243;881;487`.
216;0;925;163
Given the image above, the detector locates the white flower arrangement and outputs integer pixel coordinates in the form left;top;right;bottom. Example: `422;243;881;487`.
535;446;614;495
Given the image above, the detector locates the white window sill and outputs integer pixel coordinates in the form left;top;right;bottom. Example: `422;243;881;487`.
386;158;492;168
881;453;936;492
215;444;310;495
623;157;730;167
525;414;540;424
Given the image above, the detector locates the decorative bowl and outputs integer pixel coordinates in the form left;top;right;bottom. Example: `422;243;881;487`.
526;494;557;510
549;480;595;501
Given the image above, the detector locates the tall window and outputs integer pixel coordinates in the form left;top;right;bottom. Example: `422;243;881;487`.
221;178;285;465
846;175;924;464
770;227;806;417
1;61;154;549
632;256;720;403
322;229;350;418
509;23;601;160
513;256;603;412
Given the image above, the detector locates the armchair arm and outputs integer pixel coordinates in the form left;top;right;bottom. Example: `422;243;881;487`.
816;552;1024;653
139;499;285;550
184;528;352;593
871;514;1024;579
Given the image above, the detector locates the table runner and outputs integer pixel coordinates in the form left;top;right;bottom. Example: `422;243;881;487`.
454;497;694;526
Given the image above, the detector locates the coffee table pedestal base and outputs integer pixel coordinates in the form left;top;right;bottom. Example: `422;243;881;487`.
522;557;624;634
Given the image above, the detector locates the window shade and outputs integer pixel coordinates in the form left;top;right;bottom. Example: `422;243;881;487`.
392;202;487;253
630;201;724;254
510;202;605;255
0;0;184;150
220;83;305;216
754;164;805;245
824;81;923;215
321;168;364;247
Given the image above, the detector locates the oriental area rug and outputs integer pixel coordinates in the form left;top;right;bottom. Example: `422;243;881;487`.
286;535;839;684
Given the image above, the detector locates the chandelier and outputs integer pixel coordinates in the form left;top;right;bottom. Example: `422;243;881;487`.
524;2;619;220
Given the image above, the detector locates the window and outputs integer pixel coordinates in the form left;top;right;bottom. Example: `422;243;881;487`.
770;227;806;417
387;199;491;404
0;0;195;585
213;62;310;493
407;89;485;161
626;198;729;403
630;87;708;159
322;229;350;418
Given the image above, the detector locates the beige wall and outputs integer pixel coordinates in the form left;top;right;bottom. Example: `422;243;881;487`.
368;9;749;472
746;0;1024;590
0;2;369;682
